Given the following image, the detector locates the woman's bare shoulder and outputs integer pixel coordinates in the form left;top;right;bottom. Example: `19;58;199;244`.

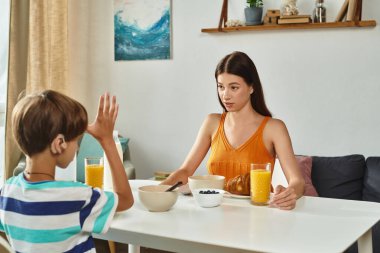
203;113;222;133
206;113;222;122
265;117;288;134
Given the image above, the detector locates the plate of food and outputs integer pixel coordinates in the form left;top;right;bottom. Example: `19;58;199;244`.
223;191;250;199
224;173;250;199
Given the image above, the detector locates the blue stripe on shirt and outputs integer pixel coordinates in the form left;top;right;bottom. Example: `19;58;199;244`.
63;235;95;253
0;196;85;215
79;189;100;227
4;224;81;243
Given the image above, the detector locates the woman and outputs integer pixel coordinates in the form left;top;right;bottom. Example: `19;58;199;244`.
163;51;304;210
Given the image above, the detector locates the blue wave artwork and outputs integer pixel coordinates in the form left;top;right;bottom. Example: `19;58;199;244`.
114;0;171;61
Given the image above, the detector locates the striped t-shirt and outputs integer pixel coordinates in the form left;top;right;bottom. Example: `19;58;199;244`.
0;173;118;253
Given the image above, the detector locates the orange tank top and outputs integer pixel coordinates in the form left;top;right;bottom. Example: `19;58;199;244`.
207;113;275;182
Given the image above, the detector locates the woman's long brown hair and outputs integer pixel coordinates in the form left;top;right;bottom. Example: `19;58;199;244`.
215;51;272;117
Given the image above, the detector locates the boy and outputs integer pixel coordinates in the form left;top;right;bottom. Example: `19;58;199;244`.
0;90;133;252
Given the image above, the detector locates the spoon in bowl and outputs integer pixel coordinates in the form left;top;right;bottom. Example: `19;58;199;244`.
165;181;183;192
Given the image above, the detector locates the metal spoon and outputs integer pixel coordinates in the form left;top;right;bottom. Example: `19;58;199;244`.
165;181;183;192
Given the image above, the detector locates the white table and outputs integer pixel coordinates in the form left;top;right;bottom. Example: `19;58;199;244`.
95;180;380;253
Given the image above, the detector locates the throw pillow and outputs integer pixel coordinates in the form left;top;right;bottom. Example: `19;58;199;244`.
296;156;319;197
311;154;365;200
272;157;318;197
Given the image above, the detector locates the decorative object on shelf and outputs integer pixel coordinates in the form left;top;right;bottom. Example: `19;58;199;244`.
281;0;299;16
313;0;326;23
244;0;264;26
335;0;349;21
114;0;171;61
204;0;375;33
336;0;362;22
263;9;281;25
217;0;228;31
225;19;244;27
347;0;358;21
278;15;311;24
347;0;361;21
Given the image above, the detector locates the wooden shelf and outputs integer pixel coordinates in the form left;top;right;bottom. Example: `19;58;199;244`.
201;20;376;33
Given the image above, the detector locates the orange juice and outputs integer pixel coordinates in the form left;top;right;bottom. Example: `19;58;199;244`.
250;166;271;205
85;164;104;188
85;157;104;188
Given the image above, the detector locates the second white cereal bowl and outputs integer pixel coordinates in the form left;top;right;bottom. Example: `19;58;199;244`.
192;188;225;208
188;175;225;193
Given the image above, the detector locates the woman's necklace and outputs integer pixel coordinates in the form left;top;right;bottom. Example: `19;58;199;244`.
24;170;55;180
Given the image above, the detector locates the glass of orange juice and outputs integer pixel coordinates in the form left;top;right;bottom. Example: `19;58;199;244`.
250;163;271;206
85;157;104;188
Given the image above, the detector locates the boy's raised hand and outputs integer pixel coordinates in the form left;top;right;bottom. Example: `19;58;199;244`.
87;93;119;143
87;93;134;211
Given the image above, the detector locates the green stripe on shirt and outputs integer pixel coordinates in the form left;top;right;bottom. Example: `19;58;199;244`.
5;224;81;243
93;191;115;233
6;174;88;190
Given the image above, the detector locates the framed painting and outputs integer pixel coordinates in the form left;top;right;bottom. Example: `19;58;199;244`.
114;0;171;61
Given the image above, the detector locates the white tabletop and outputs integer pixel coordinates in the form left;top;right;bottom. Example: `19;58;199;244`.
95;180;380;253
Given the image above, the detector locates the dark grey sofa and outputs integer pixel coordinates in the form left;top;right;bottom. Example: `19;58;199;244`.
311;155;380;253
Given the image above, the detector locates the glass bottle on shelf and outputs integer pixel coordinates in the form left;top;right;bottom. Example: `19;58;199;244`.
313;0;326;23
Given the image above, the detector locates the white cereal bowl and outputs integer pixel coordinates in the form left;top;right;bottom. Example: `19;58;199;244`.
138;185;178;212
188;175;225;193
193;188;225;208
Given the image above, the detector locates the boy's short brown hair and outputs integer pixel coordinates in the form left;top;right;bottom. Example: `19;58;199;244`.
12;90;88;156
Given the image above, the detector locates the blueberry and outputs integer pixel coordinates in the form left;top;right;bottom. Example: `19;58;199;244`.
199;189;221;194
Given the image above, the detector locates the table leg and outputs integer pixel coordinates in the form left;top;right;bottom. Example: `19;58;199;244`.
128;244;141;253
108;241;116;253
358;229;373;253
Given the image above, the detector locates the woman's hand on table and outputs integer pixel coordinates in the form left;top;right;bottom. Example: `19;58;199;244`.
270;185;297;210
161;169;192;194
161;169;189;186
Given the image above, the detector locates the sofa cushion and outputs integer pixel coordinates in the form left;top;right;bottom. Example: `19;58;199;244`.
311;155;366;200
363;157;380;202
363;157;380;253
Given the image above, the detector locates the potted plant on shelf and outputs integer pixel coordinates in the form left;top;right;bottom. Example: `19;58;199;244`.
245;0;264;26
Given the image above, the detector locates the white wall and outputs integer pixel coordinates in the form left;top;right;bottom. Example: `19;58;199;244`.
69;0;380;179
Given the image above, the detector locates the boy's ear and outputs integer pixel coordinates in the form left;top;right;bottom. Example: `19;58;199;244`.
50;134;67;155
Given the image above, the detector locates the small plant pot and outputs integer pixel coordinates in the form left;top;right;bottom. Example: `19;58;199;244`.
244;7;263;26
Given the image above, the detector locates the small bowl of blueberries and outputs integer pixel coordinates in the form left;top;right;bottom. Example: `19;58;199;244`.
192;188;225;208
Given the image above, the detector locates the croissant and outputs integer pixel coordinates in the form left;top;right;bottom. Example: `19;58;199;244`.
225;173;250;196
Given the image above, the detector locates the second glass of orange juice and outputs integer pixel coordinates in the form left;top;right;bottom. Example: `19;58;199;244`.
85;157;104;188
250;163;271;206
